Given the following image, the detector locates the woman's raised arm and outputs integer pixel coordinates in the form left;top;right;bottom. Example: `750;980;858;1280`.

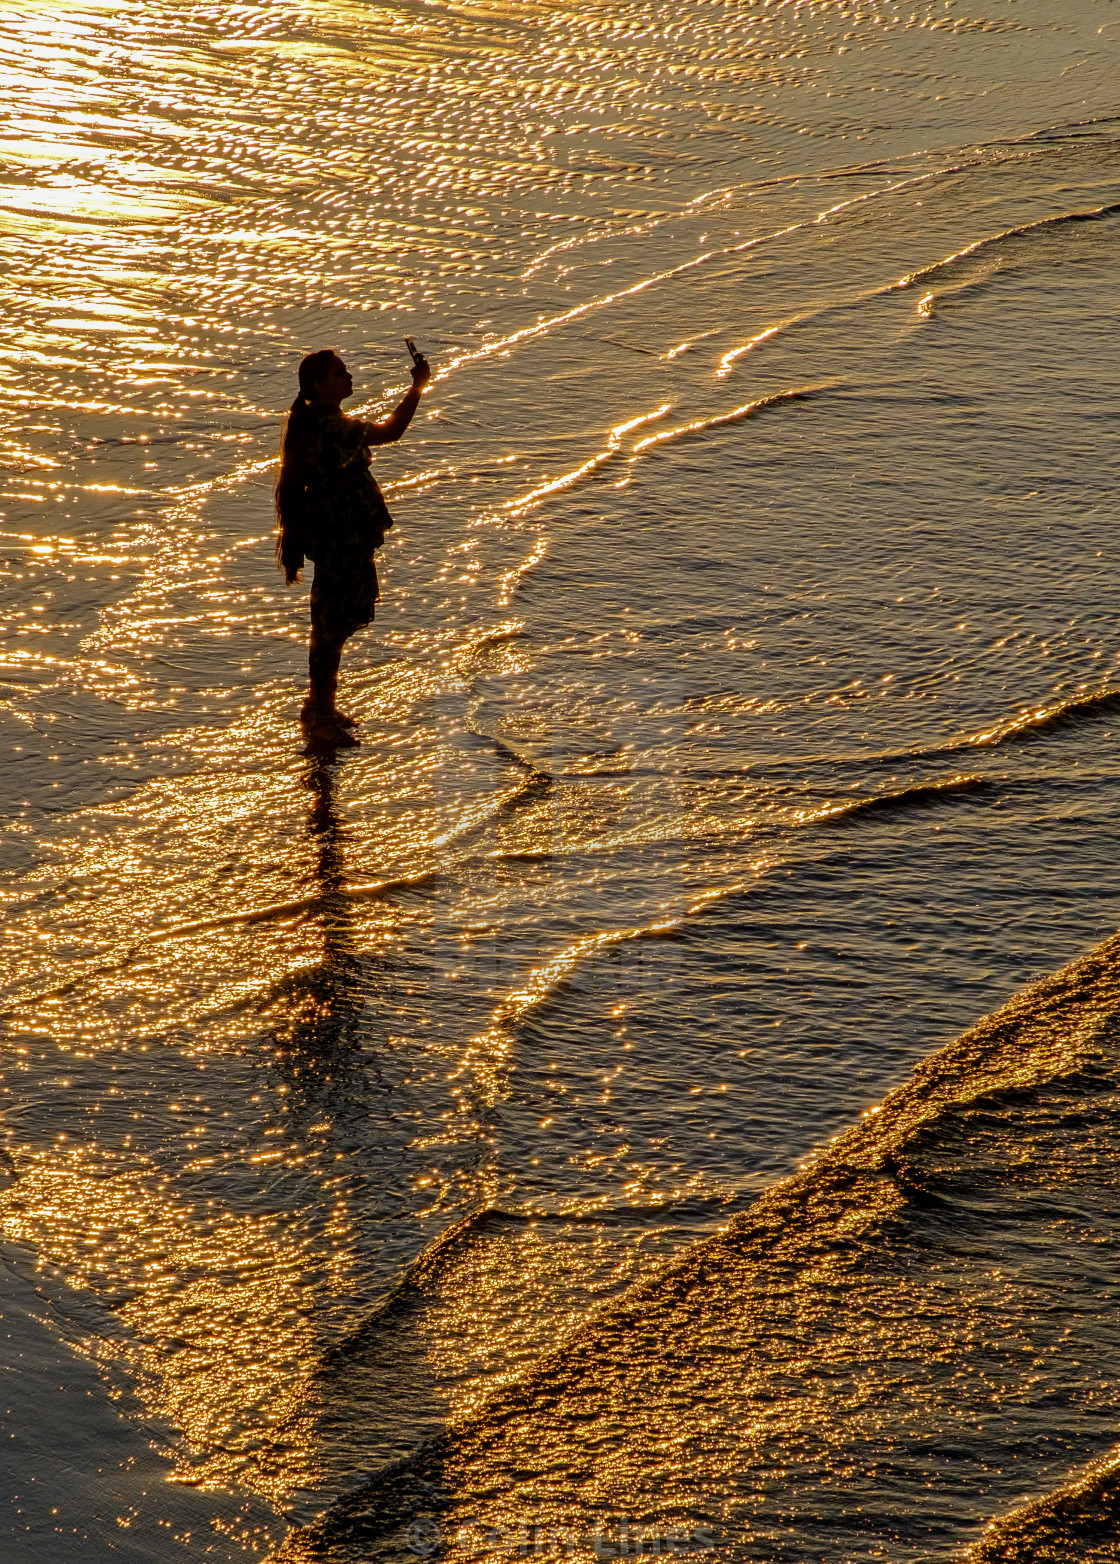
362;355;432;445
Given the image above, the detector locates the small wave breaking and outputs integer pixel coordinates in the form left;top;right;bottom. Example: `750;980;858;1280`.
273;928;1120;1564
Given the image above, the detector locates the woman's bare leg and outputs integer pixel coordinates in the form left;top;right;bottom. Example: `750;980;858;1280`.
308;628;346;711
304;629;358;739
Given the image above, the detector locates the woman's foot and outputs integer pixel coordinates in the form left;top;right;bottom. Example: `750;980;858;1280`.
304;714;360;750
300;702;358;729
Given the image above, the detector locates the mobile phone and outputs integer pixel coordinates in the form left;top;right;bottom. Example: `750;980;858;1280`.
404;336;421;363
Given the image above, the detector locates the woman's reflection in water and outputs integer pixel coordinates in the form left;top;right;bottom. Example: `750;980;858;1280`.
269;758;382;1099
260;762;454;1504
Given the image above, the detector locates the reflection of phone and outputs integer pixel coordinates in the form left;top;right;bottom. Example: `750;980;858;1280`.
404;336;421;363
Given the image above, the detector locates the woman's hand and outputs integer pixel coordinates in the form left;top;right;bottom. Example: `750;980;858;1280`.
410;354;432;391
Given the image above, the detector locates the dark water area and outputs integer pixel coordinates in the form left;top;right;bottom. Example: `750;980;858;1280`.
2;1;1120;1560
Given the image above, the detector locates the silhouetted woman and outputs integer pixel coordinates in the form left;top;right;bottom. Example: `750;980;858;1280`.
275;347;431;746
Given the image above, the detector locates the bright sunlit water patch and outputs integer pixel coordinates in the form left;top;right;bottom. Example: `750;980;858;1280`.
1;0;1120;1559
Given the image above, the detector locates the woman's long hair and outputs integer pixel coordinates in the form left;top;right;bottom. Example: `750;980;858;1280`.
275;349;338;583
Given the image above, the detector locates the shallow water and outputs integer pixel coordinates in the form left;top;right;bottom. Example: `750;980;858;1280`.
2;1;1120;1559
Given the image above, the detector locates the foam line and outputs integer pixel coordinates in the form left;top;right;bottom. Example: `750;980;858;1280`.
895;200;1120;291
481;920;682;1036
923;686;1120;760
630;386;819;457
503;405;671;520
815;773;994;824
456;921;684;1106
144;868;445;944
